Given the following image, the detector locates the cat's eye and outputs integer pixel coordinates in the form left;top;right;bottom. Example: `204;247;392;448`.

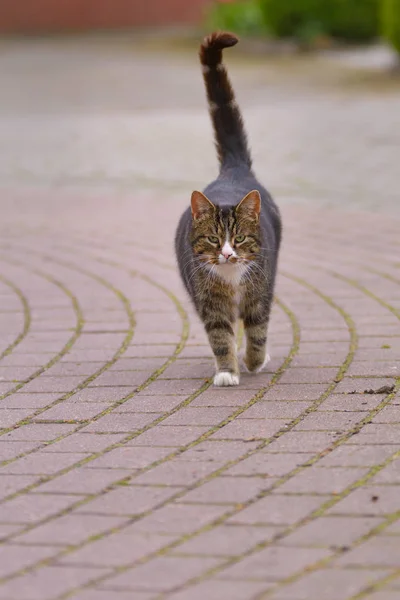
208;236;219;244
235;235;246;244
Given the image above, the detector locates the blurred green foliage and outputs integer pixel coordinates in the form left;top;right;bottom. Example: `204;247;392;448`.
205;0;269;36
261;0;379;42
381;0;400;53
207;0;380;44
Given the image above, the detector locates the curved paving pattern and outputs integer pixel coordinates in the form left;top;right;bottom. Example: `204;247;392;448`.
1;36;400;600
0;208;399;600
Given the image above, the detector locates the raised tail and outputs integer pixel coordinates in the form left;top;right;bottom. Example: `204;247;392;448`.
200;31;252;171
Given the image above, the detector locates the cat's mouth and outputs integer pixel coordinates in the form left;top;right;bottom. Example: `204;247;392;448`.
218;256;239;265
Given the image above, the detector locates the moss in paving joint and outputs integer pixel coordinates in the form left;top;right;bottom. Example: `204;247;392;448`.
40;235;395;597
0;247;142;473
348;568;400;599
0;274;31;361
141;274;399;599
0;255;191;516
41;298;301;597
1;295;299;590
0;256;84;409
3;254;390;596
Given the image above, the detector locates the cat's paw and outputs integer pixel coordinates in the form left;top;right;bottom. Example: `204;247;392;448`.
255;353;271;373
244;353;271;373
214;372;240;387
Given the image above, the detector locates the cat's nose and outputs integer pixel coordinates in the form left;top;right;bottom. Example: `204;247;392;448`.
221;242;233;259
222;249;233;259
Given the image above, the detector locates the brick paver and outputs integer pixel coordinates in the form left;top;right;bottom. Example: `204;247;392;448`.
0;35;399;600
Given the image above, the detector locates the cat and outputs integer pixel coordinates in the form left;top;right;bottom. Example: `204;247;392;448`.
175;31;282;387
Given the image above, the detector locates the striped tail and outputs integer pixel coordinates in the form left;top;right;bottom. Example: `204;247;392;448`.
199;31;252;171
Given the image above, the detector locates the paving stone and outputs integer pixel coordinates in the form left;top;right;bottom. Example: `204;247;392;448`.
262;384;328;402
114;394;184;413
60;531;176;567
102;555;221;591
275;466;368;495
227;452;315;477
68;591;155;600
1;392;63;409
126;425;209;447
345;423;400;444
366;592;400;600
35;401;107;421
228;494;326;526
0;493;79;523
1;452;88;475
293;411;362;431
0;408;34;428
179;475;269;505
40;433;126;454
220;545;330;581
175;524;280;557
316;445;397;468
190;388;256;407
2;423;76;441
370;459;400;484
0;440;41;460
334;378;396;394
68;387;131;403
13;513;128;546
327;485;400;516
0;566;111;600
267;431;338;453
238;401;310;420
0;523;25;541
267;567;391;599
161;406;234;426
80;412;162;433
176;440;259;463
0;474;39;500
166;579;272;600
334;535;400;568
0;544;59;578
78;484;180;516
121;503;229;535
132;460;219;486
36;467;130;494
280;515;383;548
20;377;85;393
86;370;153;387
320;393;384;411
137;379;203;396
86;445;172;469
279;368;338;384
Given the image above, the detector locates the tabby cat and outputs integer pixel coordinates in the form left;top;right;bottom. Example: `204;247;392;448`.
175;32;282;386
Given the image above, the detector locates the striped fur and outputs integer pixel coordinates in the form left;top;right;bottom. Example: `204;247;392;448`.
175;33;282;386
199;32;251;170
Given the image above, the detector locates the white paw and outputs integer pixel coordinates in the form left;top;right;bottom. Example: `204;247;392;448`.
213;372;240;387
255;353;271;373
242;353;271;374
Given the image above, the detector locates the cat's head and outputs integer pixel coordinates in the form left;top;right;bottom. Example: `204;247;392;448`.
190;190;261;267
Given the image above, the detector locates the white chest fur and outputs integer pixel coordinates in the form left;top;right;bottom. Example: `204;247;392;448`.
215;263;244;288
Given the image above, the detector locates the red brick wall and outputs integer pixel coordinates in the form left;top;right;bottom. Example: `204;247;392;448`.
0;0;212;34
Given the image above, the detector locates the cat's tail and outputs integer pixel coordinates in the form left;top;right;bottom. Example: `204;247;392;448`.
200;32;252;171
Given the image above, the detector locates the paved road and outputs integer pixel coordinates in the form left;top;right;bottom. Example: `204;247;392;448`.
0;35;399;600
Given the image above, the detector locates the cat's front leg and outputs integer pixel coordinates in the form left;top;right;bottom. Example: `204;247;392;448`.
201;305;239;386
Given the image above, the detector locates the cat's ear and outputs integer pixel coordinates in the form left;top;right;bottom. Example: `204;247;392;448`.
236;190;261;221
191;191;216;220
